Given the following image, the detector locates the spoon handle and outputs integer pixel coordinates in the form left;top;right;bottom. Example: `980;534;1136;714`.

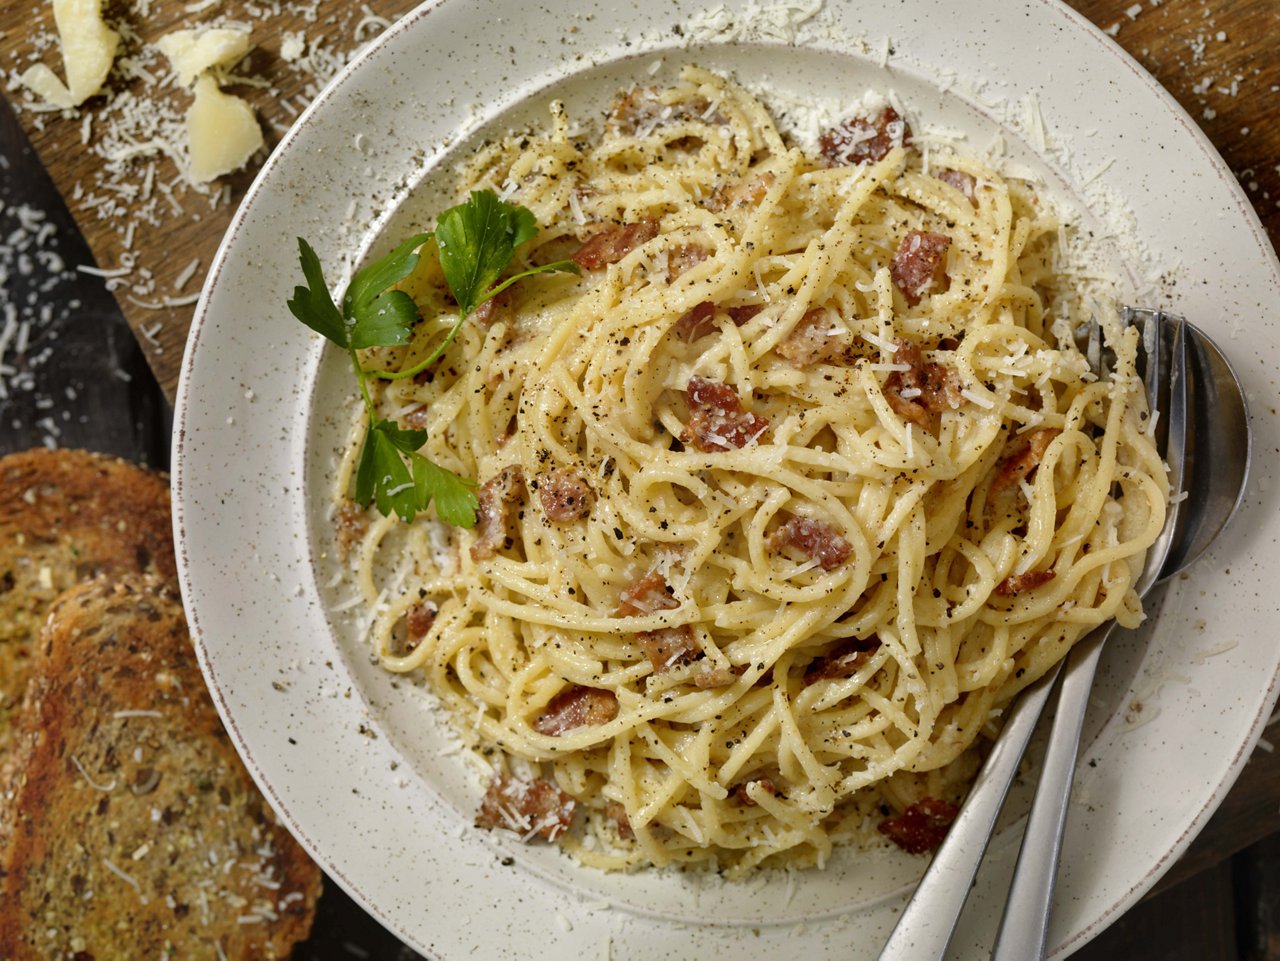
988;627;1110;961
876;664;1061;961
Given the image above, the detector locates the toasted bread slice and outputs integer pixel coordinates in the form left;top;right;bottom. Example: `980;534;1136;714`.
0;575;321;959
0;449;175;758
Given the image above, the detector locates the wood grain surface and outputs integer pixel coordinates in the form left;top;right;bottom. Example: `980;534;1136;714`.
2;0;1278;951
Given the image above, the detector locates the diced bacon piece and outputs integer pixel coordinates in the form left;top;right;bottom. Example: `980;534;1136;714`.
692;663;747;689
819;107;912;166
471;287;513;327
674;301;718;342
991;428;1062;494
775;308;855;368
617;573;702;673
604;800;634;839
536;468;594;522
878;798;959;854
995;569;1056;596
883;339;965;430
405;602;436;647
571;219;660;270
334;500;368;558
400;403;431;429
617;572;681;616
804;637;882;684
606;87;720;136
533;685;619;735
476;774;576;841
470;466;526;561
675;301;761;341
891;231;951;307
769;514;852;571
667;243;710;281
635;626;701;672
731;777;778;806
936;167;978;207
726;304;763;326
707;172;775;211
679;376;769;452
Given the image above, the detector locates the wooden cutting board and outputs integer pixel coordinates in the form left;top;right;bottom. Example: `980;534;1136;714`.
1;0;1276;401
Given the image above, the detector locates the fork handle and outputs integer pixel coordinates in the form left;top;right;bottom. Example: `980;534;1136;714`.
989;625;1112;961
876;664;1062;961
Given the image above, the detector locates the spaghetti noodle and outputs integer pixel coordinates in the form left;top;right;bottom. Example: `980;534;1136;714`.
335;67;1167;874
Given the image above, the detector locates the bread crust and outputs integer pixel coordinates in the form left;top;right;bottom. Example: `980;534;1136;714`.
0;575;321;960
0;449;175;757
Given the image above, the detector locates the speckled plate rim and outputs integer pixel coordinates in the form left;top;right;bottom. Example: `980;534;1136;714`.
172;0;1280;958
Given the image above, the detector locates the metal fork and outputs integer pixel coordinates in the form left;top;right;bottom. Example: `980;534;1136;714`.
876;309;1188;961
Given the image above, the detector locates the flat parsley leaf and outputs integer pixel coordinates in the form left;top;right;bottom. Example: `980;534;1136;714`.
346;232;433;349
287;238;347;346
437;190;542;315
292;191;580;529
412;454;479;528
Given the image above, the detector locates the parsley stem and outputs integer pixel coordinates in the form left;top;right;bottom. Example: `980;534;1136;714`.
370;316;466;382
367;259;578;383
350;346;376;414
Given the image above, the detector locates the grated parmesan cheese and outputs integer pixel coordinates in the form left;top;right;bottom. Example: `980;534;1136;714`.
20;0;120;108
156;26;251;86
186;75;263;184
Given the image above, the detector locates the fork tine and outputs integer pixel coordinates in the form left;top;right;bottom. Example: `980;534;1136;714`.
989;310;1189;961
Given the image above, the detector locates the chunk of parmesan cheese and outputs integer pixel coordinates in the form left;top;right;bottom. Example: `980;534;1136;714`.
187;76;263;184
156;26;252;87
19;0;120;108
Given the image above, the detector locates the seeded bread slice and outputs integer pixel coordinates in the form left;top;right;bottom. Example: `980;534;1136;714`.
0;449;175;758
0;575;321;960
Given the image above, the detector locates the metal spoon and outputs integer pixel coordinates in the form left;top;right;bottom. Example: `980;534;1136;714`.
877;316;1251;961
989;317;1251;960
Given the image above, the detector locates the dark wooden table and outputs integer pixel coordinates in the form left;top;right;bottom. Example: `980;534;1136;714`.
2;0;1277;957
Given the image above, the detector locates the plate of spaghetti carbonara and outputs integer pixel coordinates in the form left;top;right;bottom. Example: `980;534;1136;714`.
173;1;1279;959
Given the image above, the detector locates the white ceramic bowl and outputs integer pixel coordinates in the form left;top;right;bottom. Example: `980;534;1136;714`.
174;1;1280;957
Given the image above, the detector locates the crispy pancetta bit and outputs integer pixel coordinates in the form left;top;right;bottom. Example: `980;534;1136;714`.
706;172;775;212
533;685;619;735
674;302;763;343
605;87;720;136
398;601;436;655
891;230;951;306
617;572;703;672
667;243;710;281
470;466;526;561
935;167;978;207
991;427;1062;494
883;339;965;430
803;637;882;684
535;468;594;522
994;569;1056;596
769;514;852;571
775;308;859;368
819;107;912;166
878;798;959;854
730;777;778;806
679;376;769;452
570;218;660;270
334;500;368;558
470;287;514;327
476;774;576;842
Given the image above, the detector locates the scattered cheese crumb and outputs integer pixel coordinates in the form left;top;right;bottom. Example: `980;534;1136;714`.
280;32;306;63
187;75;264;184
19;0;121;108
156;26;251;87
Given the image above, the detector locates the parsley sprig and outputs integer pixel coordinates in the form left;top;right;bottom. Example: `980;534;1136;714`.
288;190;579;527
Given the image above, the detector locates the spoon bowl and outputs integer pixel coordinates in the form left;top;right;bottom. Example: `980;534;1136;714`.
1163;324;1252;577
